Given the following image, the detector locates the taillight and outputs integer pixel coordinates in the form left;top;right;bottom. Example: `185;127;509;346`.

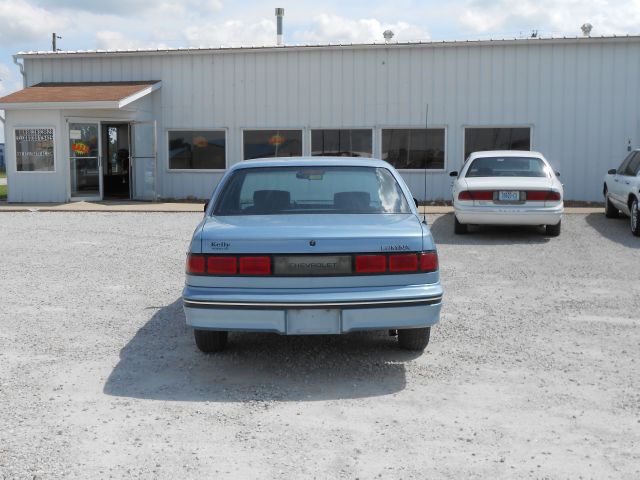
526;191;562;201
459;190;493;201
186;254;205;274
546;191;561;201
207;256;237;274
239;256;271;275
389;254;418;272
419;252;438;272
355;255;386;273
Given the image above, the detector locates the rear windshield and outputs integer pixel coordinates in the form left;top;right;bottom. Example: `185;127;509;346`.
465;156;550;178
213;166;411;215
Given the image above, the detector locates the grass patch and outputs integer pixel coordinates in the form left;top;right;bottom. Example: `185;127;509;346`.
0;184;6;200
0;171;6;179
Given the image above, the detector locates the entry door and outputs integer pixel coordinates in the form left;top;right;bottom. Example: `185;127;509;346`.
69;122;102;200
130;121;157;200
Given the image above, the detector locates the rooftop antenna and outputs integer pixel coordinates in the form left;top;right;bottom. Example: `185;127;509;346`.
383;30;394;43
52;33;62;52
275;8;284;46
422;103;429;223
530;29;538;38
581;23;593;37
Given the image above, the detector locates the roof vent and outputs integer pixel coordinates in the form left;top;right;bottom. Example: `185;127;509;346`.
275;8;284;45
581;23;593;37
383;30;394;43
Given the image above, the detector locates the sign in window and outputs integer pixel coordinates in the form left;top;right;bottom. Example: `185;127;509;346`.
243;130;302;159
15;128;55;171
168;130;226;170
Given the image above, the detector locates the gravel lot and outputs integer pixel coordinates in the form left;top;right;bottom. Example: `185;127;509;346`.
0;212;638;479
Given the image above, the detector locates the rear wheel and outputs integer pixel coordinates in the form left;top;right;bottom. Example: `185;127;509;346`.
454;216;467;234
604;190;619;218
545;220;561;237
630;198;640;237
397;327;431;351
194;330;228;353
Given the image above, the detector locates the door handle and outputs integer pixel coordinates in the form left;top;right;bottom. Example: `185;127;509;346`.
625;181;630;184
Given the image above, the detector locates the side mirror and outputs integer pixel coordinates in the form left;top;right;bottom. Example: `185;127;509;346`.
449;171;458;177
413;197;419;207
203;201;209;212
608;168;617;175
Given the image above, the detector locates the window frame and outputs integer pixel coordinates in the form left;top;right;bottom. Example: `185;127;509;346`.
462;125;534;164
165;127;228;173
241;127;305;161
13;126;57;174
378;125;448;172
308;127;374;158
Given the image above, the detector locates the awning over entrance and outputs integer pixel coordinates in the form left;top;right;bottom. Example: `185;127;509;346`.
0;81;161;109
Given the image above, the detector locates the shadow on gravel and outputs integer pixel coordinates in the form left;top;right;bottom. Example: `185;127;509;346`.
585;213;638;247
429;213;551;245
104;299;421;402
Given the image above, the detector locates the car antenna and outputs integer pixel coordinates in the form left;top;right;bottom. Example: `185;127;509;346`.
422;103;429;224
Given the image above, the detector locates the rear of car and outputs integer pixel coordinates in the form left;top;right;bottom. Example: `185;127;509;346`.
451;151;564;235
182;158;443;352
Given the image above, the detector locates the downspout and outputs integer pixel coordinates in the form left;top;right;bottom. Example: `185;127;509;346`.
12;54;26;87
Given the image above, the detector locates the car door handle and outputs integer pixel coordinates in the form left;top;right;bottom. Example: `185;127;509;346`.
625;181;630;184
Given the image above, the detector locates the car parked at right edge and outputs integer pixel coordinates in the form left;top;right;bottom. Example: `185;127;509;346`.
603;149;640;236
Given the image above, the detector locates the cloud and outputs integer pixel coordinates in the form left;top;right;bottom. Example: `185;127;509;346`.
0;0;67;45
95;31;169;51
460;0;640;36
29;0;223;15
298;14;430;44
183;19;275;47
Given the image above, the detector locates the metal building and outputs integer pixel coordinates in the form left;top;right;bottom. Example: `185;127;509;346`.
1;36;639;203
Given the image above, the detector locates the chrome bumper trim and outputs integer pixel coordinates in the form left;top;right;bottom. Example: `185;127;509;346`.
183;295;443;310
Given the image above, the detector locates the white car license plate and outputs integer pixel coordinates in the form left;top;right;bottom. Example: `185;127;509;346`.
498;191;520;202
287;309;341;334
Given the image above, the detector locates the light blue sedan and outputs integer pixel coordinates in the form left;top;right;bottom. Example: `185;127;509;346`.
183;157;443;352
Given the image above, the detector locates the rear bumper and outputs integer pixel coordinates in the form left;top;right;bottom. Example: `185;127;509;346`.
182;284;443;334
454;203;563;225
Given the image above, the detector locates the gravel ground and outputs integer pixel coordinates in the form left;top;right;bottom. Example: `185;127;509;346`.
0;212;638;479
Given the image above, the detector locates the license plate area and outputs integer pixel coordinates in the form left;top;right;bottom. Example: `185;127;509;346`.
274;255;352;276
497;190;521;202
286;309;341;334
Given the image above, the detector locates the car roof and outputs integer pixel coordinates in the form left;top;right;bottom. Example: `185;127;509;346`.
468;150;545;160
229;156;392;170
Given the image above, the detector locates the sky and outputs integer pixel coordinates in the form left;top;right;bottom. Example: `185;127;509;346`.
2;0;640;142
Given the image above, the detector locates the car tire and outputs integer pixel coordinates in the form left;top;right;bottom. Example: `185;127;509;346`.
454;216;467;234
631;198;640;237
397;327;431;351
604;192;619;218
545;220;561;237
194;329;228;353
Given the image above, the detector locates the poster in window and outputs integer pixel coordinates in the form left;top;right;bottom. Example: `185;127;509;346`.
15;128;55;171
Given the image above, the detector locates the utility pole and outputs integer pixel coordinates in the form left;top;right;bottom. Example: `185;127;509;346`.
52;33;62;52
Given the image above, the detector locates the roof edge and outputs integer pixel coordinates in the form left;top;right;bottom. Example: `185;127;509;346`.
15;35;640;59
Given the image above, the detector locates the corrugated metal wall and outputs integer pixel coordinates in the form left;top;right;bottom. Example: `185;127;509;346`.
24;38;640;201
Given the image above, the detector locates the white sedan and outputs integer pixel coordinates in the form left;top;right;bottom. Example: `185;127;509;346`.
603;149;640;236
450;151;564;236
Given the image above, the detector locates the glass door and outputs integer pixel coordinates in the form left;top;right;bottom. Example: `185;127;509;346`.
69;122;101;199
130;121;157;200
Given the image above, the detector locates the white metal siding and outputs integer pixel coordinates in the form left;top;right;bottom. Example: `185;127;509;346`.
22;38;640;201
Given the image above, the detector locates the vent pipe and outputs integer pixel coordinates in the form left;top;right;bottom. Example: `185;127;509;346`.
275;8;284;45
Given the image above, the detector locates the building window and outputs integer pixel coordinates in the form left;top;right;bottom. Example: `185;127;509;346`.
381;128;445;170
168;130;226;170
15;127;55;171
464;127;531;160
311;129;372;157
243;130;302;159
